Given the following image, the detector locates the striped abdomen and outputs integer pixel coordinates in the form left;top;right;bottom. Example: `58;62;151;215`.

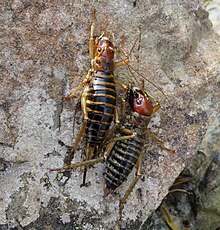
85;71;116;146
104;133;144;190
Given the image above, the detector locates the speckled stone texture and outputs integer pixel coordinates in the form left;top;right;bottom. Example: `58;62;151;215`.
0;1;219;229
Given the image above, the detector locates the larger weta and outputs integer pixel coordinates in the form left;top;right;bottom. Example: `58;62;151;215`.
50;10;129;186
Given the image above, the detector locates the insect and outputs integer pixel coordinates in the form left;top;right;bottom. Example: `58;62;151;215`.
103;85;175;223
51;9;129;186
51;84;175;224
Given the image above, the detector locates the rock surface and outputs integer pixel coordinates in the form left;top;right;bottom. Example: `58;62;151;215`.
0;1;219;229
142;114;220;230
205;0;220;34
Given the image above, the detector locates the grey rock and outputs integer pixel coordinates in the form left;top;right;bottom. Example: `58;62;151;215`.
141;114;220;230
206;0;220;35
195;114;220;230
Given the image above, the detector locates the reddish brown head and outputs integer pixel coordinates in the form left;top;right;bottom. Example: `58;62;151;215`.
93;37;115;73
129;87;154;117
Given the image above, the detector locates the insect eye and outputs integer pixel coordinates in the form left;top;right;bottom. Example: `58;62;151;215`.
136;98;142;105
97;47;102;52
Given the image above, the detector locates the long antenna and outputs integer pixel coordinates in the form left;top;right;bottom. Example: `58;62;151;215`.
126;64;170;102
117;34;169;101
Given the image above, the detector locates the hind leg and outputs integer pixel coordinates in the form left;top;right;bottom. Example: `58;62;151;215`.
119;155;142;223
146;132;175;154
49;156;104;172
64;86;89;165
81;144;96;187
64;121;87;165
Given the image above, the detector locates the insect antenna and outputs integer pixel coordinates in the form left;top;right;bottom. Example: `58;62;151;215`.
127;64;169;102
117;33;170;102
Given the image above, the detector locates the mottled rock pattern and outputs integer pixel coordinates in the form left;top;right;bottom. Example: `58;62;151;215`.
142;114;220;230
0;0;219;229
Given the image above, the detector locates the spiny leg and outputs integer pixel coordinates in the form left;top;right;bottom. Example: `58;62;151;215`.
64;87;89;165
64;70;93;100
103;140;117;160
89;9;96;59
152;102;160;114
114;45;130;68
115;79;129;92
81;144;95;187
49;157;104;172
119;97;126;124
146;131;175;154
119;154;142;223
107;128;137;143
81;85;89;119
64;121;86;165
147;94;161;114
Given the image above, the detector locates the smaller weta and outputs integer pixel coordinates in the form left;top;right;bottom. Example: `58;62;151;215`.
103;85;175;223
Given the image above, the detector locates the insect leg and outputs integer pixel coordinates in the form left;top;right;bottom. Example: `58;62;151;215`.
119;97;126;124
81;145;96;186
147;94;161;114
51;132;137;183
114;46;130;68
115;79;129;92
114;105;120;124
49;157;104;172
64;121;87;165
81;85;89;119
64;70;93;99
64;87;89;165
119;154;142;223
152;103;160;114
103;140;117;160
89;9;96;59
146;132;175;154
103;128;137;160
107;128;137;143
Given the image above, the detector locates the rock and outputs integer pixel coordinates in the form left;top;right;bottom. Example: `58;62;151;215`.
205;0;220;35
0;1;219;229
142;114;220;230
195;114;220;229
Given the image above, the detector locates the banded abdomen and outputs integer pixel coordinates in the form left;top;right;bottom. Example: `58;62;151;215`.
86;71;116;146
104;132;144;190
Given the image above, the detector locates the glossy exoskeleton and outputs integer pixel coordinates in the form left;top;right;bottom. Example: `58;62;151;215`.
103;86;175;222
50;10;129;186
51;85;174;223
